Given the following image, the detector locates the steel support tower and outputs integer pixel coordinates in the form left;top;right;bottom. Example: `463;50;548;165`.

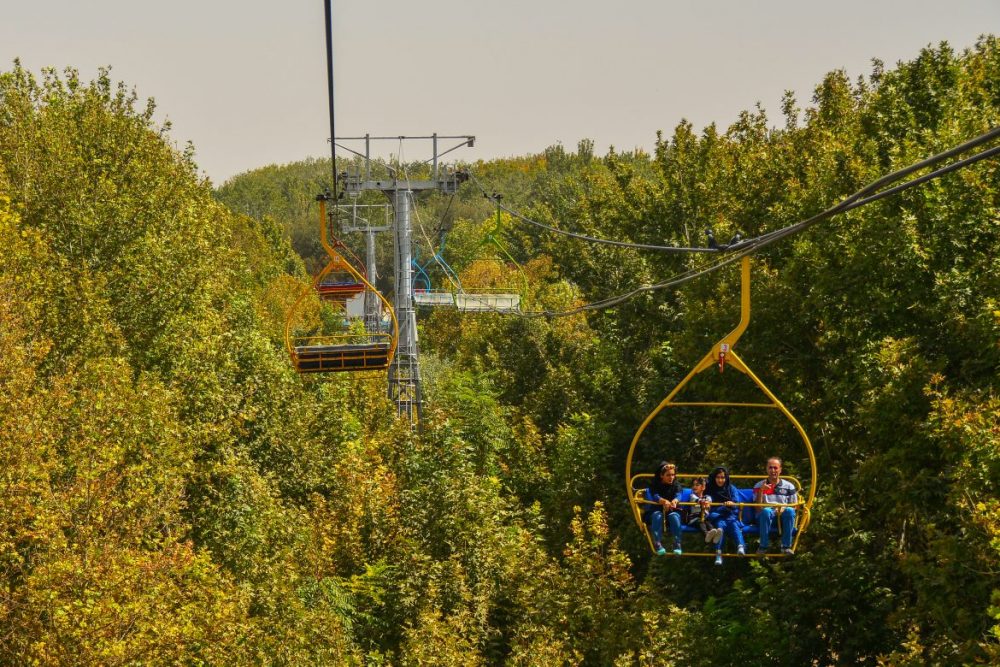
339;134;473;426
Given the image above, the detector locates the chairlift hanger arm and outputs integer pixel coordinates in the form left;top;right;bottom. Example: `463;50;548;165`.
412;260;432;291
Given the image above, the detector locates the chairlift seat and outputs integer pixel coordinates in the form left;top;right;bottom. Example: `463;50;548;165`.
318;280;365;296
641;485;799;538
294;342;390;372
413;289;456;307
454;292;521;313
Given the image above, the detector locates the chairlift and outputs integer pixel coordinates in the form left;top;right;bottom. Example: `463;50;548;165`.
625;257;817;558
284;196;398;373
450;205;524;313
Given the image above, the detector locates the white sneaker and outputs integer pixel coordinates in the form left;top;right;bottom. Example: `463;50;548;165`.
712;528;723;544
737;545;746;556
714;553;723;566
704;529;713;543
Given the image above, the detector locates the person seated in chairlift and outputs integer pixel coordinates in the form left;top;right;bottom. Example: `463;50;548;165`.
685;476;722;545
754;457;798;556
645;462;683;556
705;466;746;565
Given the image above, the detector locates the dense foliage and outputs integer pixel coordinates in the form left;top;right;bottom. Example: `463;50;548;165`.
2;36;999;665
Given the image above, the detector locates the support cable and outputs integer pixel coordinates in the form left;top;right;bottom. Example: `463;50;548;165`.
474;127;1000;318
471;126;1000;258
467;172;717;254
745;139;1000;251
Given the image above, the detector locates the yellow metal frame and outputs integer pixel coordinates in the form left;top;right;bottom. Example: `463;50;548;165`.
625;257;817;557
284;199;399;372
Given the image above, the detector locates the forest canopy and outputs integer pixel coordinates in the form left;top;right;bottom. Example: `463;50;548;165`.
3;37;1000;665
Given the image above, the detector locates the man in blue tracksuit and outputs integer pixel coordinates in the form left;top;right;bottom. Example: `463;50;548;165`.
754;457;798;555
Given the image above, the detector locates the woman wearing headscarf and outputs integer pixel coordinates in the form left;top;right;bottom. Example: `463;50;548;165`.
644;461;684;555
704;466;746;565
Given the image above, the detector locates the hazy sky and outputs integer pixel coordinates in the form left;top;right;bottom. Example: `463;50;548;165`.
2;1;996;184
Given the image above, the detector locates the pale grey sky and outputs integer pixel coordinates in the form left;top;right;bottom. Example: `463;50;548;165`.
2;1;996;184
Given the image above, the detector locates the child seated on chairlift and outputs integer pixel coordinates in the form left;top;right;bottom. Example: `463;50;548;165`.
686;477;722;544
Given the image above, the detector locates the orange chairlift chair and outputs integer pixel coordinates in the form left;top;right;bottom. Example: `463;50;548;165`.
284;195;398;373
316;237;366;304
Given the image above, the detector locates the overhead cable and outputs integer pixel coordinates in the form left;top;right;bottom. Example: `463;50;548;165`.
467;172;718;254
497;126;1000;318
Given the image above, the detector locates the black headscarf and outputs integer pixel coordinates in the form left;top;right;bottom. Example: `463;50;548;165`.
705;465;737;504
647;461;681;502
